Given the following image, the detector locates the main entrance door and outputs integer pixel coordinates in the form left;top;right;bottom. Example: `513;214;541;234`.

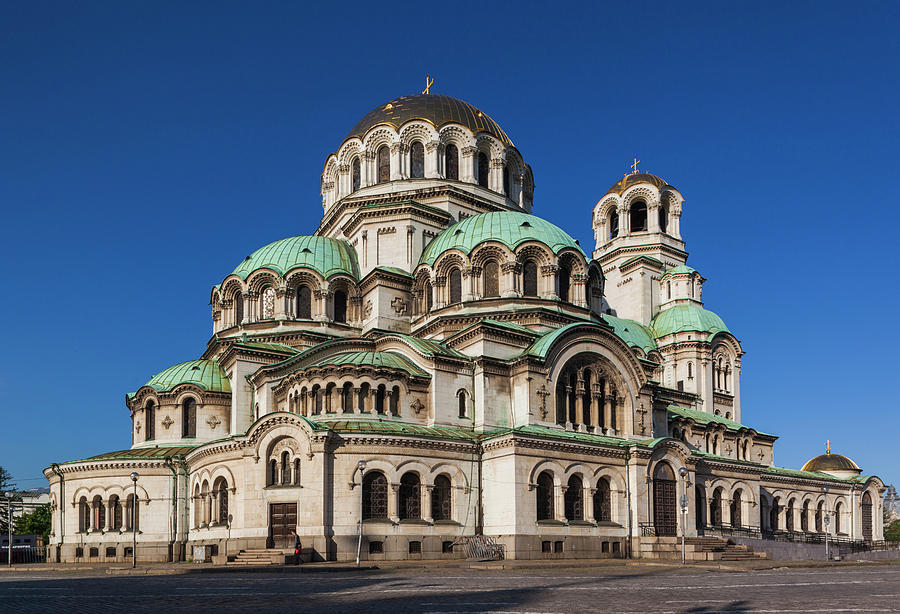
861;493;873;541
269;503;297;549
653;463;678;536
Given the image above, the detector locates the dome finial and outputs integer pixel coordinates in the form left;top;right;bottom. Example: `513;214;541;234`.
825;439;832;454
630;156;641;175
422;74;434;94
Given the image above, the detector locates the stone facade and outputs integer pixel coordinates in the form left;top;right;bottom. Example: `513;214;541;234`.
44;92;885;563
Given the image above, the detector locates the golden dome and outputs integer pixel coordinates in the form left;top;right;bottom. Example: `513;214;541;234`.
605;173;674;196
801;452;861;474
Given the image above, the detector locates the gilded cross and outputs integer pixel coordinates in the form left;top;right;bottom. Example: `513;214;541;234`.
630;156;641;175
825;439;832;454
423;75;434;94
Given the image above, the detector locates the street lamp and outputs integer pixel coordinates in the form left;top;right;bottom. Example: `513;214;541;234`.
679;467;689;565
4;491;12;568
822;485;830;561
130;472;139;569
352;460;367;567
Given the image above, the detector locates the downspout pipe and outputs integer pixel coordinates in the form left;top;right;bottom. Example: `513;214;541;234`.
165;457;178;562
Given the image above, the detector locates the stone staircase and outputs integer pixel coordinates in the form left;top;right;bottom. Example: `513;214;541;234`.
226;548;292;566
639;536;768;561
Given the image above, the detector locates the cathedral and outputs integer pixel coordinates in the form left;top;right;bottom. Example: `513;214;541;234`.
44;90;886;563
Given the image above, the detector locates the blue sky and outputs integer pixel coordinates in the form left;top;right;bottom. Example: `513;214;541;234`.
2;2;898;492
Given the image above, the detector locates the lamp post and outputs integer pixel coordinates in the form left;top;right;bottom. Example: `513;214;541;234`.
353;460;367;567
678;468;689;565
822;485;830;561
130;472;139;569
4;491;12;567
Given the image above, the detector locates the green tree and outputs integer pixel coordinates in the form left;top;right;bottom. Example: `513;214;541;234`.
15;504;51;542
885;519;900;542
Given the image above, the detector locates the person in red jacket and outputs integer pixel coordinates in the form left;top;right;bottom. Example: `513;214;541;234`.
290;529;302;565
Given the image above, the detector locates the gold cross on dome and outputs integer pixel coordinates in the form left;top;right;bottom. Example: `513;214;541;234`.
630;156;641;175
825;439;832;454
423;75;434;94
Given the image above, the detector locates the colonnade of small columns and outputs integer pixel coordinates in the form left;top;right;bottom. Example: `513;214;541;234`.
556;368;623;434
76;495;139;533
288;381;403;418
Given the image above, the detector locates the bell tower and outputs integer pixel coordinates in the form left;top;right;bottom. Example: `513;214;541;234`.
592;172;688;325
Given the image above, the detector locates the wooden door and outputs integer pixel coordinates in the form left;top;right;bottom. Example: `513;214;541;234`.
654;479;677;536
862;494;873;541
269;503;298;549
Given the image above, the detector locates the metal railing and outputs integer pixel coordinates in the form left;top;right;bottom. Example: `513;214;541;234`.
0;545;46;564
452;536;505;561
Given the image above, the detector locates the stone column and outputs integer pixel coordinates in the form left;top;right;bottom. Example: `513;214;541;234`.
574;378;585;429
489;158;504;192
541;264;559;300
648;203;660;233
275;286;288;320
422;485;432;523
586;486;596;523
425;140;440;178
337;163;349;200
461;146;477;183
369;388;378;416
590;392;600;431
603;385;613;435
572;273;588;308
389;484;400;524
556;486;567;522
619;205;630;237
501;261;520;298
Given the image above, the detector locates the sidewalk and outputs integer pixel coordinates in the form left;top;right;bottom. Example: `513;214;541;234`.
1;556;899;576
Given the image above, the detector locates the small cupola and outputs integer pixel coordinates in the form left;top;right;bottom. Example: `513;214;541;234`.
659;265;704;308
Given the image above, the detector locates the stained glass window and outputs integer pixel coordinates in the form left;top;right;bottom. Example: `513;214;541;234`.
182;398;196;438
445;144;459;180
296;285;312;319
565;476;583;521
449;269;462;304
351;157;361;191
377;146;390;183
523;260;538;297
483;260;499;297
399;473;421;520
594;478;611;522
536;472;554;521
262;287;276;319
432;475;452;521
363;472;388;519
477;152;489;188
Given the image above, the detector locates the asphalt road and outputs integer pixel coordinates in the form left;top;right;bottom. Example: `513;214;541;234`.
1;564;899;613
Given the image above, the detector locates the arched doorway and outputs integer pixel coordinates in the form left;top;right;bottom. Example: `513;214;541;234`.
862;492;873;541
710;488;723;527
695;485;707;533
653;463;677;536
731;490;743;528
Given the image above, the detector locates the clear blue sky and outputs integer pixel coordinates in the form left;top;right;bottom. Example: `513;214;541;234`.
2;2;898;491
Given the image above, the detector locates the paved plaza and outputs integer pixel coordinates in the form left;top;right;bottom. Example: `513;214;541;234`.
1;563;899;613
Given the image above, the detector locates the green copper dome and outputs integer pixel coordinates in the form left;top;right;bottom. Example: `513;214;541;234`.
420;212;583;267
651;304;730;339
661;265;697;277
144;360;231;394
231;236;359;280
308;351;429;378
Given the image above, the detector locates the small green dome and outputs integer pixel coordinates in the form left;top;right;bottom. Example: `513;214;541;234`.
308;351;428;378
144;360;231;393
662;265;697;277
651;304;730;339
419;212;583;267
231;236;359;281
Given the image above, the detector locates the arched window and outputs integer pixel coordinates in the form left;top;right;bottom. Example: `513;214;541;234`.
786;499;795;532
448;268;462;304
457;390;467;418
261;287;276;319
126;494;139;531
399;473;421;520
862;492;873;540
432;475;452;521
659;205;668;233
233;292;243;325
351;157;361;192
770;498;780;531
710;488;723;526
312;384;322;414
342;383;353;413
200;481;210;525
564;475;584;521
483;260;499;298
608;210;619;239
110;495;122;531
375;384;385;414
687;362;693;378
333;290;347;323
536;471;554;521
445;144;459;180
409;141;425;178
193;484;201;526
731;490;743;528
268;459;278;486
78;497;89;532
555;377;567;425
92;495;105;531
502;166;510;196
815;501;824;533
182;397;196;439
144;401;155;442
362;471;388;520
390;385;400;416
835;501;843;534
293;458;301;485
477;152;489;188
557;265;570;302
523;260;538;297
296;285;312;319
377;145;390;183
214;477;228;524
594;478;611;522
281;451;291;485
424;281;433;312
